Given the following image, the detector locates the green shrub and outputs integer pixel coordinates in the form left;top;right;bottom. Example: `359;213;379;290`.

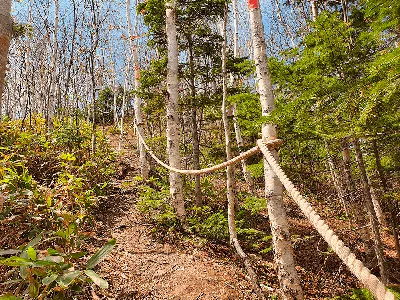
137;185;177;227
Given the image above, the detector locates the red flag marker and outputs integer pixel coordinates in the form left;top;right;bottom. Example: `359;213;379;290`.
248;0;259;9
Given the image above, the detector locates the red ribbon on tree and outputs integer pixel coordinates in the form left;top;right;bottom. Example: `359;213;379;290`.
248;0;259;9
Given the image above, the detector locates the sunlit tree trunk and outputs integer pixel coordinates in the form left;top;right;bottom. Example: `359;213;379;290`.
221;10;265;298
166;0;185;221
248;1;303;298
231;0;254;193
48;0;59;130
372;139;400;258
353;138;388;284
127;0;150;179
311;0;318;21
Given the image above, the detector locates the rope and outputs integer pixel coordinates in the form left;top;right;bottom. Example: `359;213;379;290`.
134;122;282;175
257;140;395;300
133;123;394;298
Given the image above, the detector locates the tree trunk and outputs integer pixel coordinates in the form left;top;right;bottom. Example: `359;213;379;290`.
372;139;400;258
341;138;374;259
166;0;185;221
221;10;265;299
187;35;202;206
325;141;349;218
248;1;303;298
127;0;150;179
231;0;254;193
311;0;318;21
48;0;59;130
353;138;388;284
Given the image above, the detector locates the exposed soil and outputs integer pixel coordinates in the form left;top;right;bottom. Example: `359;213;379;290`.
89;130;399;299
2;129;399;299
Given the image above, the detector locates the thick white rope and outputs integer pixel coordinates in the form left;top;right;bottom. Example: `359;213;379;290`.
257;139;395;300
133;124;394;299
135;122;281;175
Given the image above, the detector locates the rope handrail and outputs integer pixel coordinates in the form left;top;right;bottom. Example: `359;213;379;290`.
133;124;394;299
135;122;282;175
257;140;395;300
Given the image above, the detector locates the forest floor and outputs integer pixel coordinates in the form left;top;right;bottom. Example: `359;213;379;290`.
1;127;399;299
82;129;400;299
84;129;400;300
87;132;258;299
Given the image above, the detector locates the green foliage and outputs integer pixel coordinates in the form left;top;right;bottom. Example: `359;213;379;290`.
0;117;117;298
197;212;229;241
137;185;177;227
331;288;374;299
0;237;115;298
241;195;267;215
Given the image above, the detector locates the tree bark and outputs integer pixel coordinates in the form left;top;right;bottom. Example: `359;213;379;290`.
340;138;375;259
325;141;349;218
353;138;388;284
311;0;318;21
48;0;59;130
127;0;150;179
221;10;265;299
231;0;254;193
166;0;185;221
372;139;400;258
248;1;303;299
187;34;202;206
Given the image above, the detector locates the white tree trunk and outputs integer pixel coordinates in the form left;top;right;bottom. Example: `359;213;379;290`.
311;0;318;21
231;0;254;193
48;0;59;130
248;2;303;299
221;11;265;298
127;0;149;179
166;0;185;221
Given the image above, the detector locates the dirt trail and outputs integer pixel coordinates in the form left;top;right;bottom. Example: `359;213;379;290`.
90;132;258;299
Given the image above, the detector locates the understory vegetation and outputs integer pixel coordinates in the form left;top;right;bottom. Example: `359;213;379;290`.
0;117;116;299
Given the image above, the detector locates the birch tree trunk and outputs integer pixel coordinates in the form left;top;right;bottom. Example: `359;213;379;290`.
127;0;150;179
325;141;349;218
231;0;254;193
311;0;318;21
166;0;185;221
353;138;388;284
221;10;265;299
248;1;303;298
0;0;12;118
48;0;59;130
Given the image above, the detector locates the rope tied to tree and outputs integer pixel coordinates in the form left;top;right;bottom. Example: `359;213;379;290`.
134;123;394;299
257;140;395;300
135;122;283;175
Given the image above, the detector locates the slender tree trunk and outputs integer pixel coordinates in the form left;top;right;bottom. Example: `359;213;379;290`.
0;0;12;118
325;141;349;218
311;0;318;21
166;0;185;221
48;0;59;130
353;138;388;284
366;174;386;226
221;10;265;299
231;0;254;193
372;139;400;258
341;138;375;259
248;1;303;298
118;76;127;152
187;35;202;206
127;0;150;179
